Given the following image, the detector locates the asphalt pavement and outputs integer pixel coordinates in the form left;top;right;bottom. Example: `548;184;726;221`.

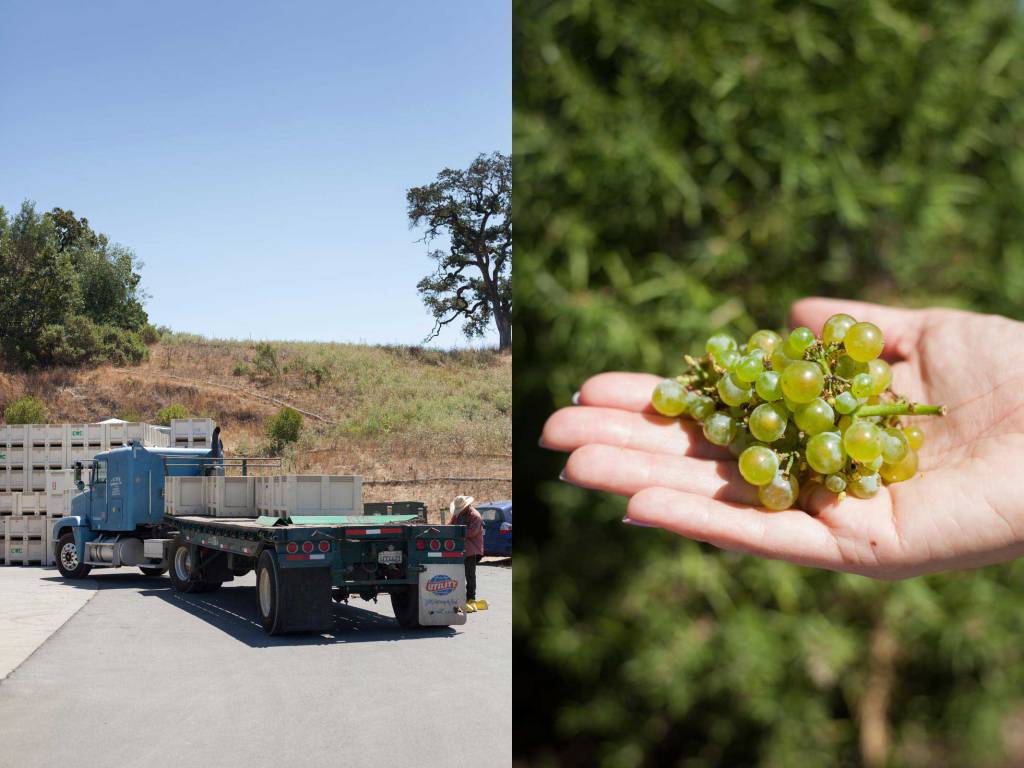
0;563;511;768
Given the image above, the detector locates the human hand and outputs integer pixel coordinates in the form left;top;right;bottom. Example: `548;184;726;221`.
540;298;1024;578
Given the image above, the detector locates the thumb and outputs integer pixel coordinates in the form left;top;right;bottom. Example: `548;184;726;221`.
788;297;926;361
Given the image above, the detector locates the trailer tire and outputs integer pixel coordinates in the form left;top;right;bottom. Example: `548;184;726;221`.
55;532;92;580
256;550;332;635
391;586;421;629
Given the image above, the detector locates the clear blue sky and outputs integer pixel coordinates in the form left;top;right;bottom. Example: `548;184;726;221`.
0;1;510;347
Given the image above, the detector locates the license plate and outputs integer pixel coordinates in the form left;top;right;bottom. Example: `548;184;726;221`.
378;550;403;565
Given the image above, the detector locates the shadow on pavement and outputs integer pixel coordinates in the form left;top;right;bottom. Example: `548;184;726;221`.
42;574;460;648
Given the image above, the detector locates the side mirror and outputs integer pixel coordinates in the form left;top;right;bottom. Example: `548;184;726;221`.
73;462;85;491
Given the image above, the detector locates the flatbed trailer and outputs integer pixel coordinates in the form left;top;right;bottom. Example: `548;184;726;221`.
165;513;468;634
52;432;469;635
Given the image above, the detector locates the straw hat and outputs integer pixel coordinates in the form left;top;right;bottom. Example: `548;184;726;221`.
450;495;475;515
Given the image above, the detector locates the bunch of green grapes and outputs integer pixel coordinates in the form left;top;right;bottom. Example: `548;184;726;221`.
650;314;943;510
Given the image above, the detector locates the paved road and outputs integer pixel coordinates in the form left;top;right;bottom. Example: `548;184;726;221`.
0;564;511;768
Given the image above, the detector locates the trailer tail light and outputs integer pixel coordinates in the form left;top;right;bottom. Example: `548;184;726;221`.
429;539;441;551
416;539;426;550
285;542;299;554
444;539;455;551
318;540;331;553
301;541;314;554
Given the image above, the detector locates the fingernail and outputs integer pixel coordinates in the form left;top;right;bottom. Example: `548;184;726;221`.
559;468;569;482
571;391;581;405
622;517;658;528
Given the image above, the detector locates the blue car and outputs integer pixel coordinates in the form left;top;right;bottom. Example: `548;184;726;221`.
478;501;512;556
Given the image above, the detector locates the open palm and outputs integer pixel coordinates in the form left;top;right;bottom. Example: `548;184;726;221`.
540;298;1024;578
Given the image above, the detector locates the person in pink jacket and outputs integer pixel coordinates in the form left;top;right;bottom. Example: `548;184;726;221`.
449;495;486;611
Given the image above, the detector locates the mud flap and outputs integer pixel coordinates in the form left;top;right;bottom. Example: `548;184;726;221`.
418;563;468;626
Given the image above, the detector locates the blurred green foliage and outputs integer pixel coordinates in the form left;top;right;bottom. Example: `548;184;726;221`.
514;1;1024;765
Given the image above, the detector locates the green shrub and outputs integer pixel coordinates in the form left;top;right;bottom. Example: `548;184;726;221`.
253;342;279;380
232;361;250;376
4;395;48;424
140;324;161;344
302;362;331;389
155;403;190;426
266;407;302;451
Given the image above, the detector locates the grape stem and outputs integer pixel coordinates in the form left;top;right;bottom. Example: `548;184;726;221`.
853;403;946;417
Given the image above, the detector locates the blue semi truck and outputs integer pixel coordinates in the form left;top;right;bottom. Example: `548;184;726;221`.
52;427;469;634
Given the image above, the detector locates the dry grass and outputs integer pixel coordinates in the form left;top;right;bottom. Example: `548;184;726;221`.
0;338;511;523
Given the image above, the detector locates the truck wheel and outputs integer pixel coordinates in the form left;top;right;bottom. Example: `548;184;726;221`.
168;540;207;592
391;586;421;629
139;566;167;577
55;532;92;579
256;550;332;635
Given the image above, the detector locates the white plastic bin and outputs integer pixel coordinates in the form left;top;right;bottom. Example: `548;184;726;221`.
4;536;48;565
170;418;215;446
3;425;28;446
1;468;27;492
1;444;25;466
29;445;65;467
164;477;206;516
205;476;256;517
18;492;46;515
256;475;362;518
29;424;64;445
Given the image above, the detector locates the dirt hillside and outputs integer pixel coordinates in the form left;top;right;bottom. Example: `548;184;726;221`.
0;336;512;523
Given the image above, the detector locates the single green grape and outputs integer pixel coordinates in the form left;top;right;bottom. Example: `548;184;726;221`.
867;359;892;395
651;379;687;416
822;313;857;345
780;361;824;404
739;446;780;486
717;373;752;407
718;348;740;369
794;397;836;435
755;370;783;401
849;472;882;499
706;333;737;361
783;327;815;359
903;424;924;451
880;448;918;483
864;455;884;472
844;322;884;362
837;415;853;434
843;421;882;463
770;347;796;372
748;402;788;443
728;426;753;458
702;412;737;446
689;395;715;421
733;352;764;383
850;373;874;399
834;355;867;379
806;431;845;474
747;329;783;355
825;474;846;493
834;391;860;415
881;427;909;464
758;473;799;511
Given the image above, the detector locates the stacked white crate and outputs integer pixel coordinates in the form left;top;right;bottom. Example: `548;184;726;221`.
255;475;362;518
170;418;215;448
0;420;171;565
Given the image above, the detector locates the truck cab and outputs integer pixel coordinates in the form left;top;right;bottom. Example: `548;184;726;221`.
54;442;215;578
